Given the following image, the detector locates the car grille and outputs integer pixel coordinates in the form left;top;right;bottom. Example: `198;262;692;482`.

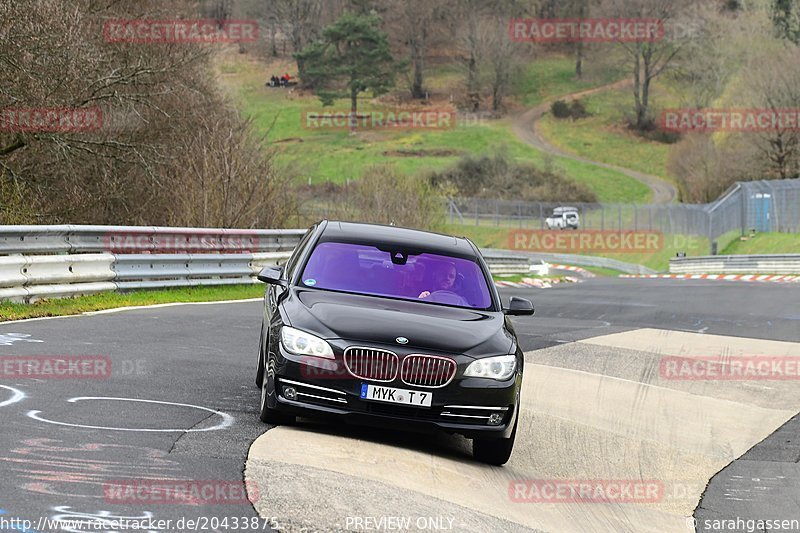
344;347;399;382
400;355;457;388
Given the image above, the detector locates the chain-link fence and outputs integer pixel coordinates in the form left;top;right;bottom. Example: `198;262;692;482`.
447;178;800;254
297;179;800;255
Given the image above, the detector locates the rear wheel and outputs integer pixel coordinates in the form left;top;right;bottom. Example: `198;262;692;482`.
473;416;517;466
259;377;295;425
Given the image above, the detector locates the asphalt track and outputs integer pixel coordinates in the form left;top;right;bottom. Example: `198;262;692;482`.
1;278;798;532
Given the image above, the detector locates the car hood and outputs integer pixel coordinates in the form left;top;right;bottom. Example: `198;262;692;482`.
282;288;513;357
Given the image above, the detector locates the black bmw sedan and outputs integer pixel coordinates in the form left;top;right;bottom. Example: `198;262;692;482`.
255;221;534;465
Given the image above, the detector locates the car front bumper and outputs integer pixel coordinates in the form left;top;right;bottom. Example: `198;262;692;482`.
268;346;521;440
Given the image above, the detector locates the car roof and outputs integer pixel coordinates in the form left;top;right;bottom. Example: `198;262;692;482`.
319;221;477;257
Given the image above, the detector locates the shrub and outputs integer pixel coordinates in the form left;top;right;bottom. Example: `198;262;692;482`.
429;152;597;203
551;100;571;118
569;99;591;119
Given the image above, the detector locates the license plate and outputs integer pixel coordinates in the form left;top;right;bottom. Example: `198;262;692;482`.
360;383;432;407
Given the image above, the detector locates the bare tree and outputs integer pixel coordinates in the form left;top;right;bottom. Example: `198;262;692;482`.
382;0;447;99
455;0;489;111
273;0;323;78
483;15;521;112
0;0;291;226
740;47;800;180
602;0;693;130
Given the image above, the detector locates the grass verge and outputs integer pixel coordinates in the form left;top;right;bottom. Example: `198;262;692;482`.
446;223;709;272
720;233;800;254
0;285;264;322
514;57;626;107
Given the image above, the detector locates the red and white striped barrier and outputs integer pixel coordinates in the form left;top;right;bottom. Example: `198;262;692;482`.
620;274;800;283
547;264;596;278
495;276;581;289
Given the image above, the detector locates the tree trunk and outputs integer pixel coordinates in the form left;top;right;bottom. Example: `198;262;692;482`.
632;45;645;130
270;21;277;57
638;45;653;130
350;88;358;134
292;28;305;79
575;2;586;78
411;37;426;99
467;52;480;111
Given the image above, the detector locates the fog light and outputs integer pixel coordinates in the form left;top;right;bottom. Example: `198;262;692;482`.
488;413;503;426
283;386;297;400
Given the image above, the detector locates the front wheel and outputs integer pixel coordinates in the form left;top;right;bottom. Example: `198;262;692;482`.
473;417;517;466
259;377;295;425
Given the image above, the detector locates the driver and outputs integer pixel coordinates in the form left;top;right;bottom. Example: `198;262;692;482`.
418;262;458;299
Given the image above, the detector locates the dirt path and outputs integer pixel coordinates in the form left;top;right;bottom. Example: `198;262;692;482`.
511;79;678;204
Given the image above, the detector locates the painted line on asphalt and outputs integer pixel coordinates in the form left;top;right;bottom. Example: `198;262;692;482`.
0;385;25;407
27;397;234;432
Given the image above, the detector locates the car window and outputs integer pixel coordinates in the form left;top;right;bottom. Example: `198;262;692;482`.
284;226;316;280
299;241;493;310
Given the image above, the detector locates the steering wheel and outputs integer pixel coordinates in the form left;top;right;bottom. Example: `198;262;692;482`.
428;290;468;306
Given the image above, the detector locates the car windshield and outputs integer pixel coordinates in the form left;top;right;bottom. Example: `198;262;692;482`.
299;241;493;310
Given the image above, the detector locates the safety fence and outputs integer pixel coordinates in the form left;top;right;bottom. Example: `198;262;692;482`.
446;178;800;255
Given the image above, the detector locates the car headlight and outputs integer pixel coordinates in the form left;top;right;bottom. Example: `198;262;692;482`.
281;326;334;359
464;355;516;381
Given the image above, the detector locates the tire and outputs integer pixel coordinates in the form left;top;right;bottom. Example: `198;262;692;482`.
473;417;517;466
255;323;266;388
255;350;265;388
259;377;295;425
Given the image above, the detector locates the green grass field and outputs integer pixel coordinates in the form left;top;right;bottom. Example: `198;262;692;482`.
514;57;626;107
0;285;264;322
216;53;650;203
537;84;680;182
444;223;709;272
721;233;800;254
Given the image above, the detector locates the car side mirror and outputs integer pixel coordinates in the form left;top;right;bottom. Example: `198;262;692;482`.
504;296;534;316
257;266;286;286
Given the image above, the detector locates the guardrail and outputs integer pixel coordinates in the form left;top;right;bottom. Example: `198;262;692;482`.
0;225;631;303
0;251;293;302
0;225;306;255
482;249;657;275
670;254;800;275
